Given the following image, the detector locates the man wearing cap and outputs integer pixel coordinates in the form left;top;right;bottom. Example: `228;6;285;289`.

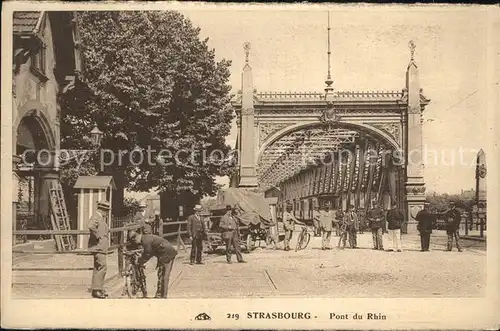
443;202;463;252
88;201;110;299
386;201;404;252
134;201;153;234
367;201;384;250
319;202;335;250
416;202;434;252
312;205;321;237
334;207;344;237
128;230;178;298
344;204;359;249
187;205;207;265
220;205;245;263
135;201;148;220
282;204;305;251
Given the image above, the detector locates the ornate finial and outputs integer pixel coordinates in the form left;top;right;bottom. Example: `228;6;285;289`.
325;11;333;89
408;40;416;61
243;42;251;64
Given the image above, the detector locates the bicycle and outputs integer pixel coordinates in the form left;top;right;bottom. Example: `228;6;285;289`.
121;248;148;299
295;225;311;251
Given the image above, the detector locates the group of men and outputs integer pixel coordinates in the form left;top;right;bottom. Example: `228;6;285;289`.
86;198;464;299
186;204;246;264
416;201;463;252
307;201;404;252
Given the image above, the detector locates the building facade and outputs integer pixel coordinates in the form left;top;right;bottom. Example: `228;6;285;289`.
12;12;82;236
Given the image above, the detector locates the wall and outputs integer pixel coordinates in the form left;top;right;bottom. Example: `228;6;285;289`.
13;14;59;151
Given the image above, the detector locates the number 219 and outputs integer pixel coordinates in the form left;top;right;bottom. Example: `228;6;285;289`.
227;313;239;320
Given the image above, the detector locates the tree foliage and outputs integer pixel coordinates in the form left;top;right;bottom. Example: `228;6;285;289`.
117;197;142;217
60;11;234;200
426;190;476;213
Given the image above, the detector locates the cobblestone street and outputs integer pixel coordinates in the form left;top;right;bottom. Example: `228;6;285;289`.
11;230;485;299
161;231;485;299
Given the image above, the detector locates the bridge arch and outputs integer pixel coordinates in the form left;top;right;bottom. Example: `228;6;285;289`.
231;40;430;233
257;120;402;165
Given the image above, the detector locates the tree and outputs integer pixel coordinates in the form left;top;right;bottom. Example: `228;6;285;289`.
118;197;142;217
426;190;477;214
60;11;235;215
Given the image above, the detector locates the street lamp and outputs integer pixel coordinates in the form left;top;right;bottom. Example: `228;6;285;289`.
90;125;103;149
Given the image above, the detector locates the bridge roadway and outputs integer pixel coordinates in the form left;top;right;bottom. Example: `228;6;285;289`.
11;231;485;299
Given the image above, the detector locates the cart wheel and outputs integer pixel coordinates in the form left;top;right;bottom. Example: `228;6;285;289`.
246;233;255;252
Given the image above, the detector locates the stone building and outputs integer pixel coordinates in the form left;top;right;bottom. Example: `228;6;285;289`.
12;11;82;237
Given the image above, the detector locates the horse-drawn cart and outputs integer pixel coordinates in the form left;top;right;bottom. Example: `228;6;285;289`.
206;188;275;253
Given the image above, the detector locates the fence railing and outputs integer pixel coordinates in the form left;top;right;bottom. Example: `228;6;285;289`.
12;217;253;273
12;224;142;275
463;211;487;237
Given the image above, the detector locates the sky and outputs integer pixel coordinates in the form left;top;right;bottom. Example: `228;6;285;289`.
176;6;494;195
126;5;495;200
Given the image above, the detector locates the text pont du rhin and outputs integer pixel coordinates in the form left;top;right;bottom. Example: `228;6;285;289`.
330;313;387;320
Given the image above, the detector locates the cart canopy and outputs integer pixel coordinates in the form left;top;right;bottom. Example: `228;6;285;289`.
211;188;275;228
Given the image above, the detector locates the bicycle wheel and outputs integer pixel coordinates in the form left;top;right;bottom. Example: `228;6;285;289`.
295;231;305;252
299;232;311;250
137;267;148;298
124;275;133;298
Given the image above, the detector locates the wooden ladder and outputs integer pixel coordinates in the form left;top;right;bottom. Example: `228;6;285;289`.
49;181;76;251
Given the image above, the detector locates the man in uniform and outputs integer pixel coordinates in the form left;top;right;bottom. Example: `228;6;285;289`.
416;202;434;252
187;205;207;265
88;201;110;299
319;202;335;250
334;207;344;237
152;209;160;235
135;201;148;220
128;230;178;298
134;201;153;234
220;205;246;263
357;208;365;234
444;202;463;252
282;204;305;251
344;204;359;249
312;205;321;237
386;201;404;252
367;202;384;250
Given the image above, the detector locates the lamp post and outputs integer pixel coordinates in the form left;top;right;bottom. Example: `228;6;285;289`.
90;125;103;149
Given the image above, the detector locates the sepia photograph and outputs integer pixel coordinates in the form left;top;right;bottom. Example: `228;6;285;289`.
2;2;499;329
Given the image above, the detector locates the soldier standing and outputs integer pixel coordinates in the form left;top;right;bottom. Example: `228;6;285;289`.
334;208;344;237
128;230;178;298
386;201;404;252
220;205;246;263
135;201;148;220
282;204;304;251
367;202;384;250
357;208;365;234
153;209;160;235
416;202;434;251
88;201;110;299
187;205;207;265
444;202;463;252
319;202;334;250
345;204;358;249
312;205;321;237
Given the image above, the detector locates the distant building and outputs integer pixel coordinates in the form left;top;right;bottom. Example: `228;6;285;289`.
139;193;161;219
12;12;82;233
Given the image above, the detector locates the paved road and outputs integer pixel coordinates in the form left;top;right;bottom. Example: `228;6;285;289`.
11;230;485;299
112;230;486;299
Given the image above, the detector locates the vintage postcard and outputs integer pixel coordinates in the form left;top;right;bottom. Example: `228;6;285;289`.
1;1;499;329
